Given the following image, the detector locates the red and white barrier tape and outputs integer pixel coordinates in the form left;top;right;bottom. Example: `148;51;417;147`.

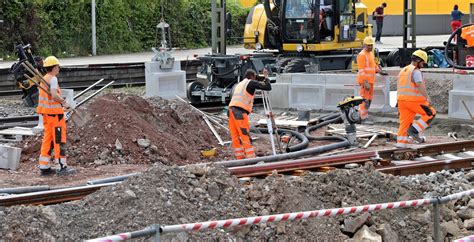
88;189;474;241
162;198;431;233
454;235;474;242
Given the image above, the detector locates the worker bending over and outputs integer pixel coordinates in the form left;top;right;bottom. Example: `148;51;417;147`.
396;50;436;148
37;56;75;176
357;36;381;123
228;69;271;159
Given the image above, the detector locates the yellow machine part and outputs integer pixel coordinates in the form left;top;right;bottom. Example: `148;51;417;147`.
244;2;372;53
18;77;38;90
243;4;268;49
239;0;257;8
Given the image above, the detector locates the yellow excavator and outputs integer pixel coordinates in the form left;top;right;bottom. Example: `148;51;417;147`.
241;0;372;72
188;0;373;104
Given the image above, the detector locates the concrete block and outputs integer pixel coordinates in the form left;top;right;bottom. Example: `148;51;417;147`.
453;75;474;91
324;74;356;85
268;83;289;109
276;73;292;84
145;61;181;73
449;90;474;120
288;84;323;110
322;85;356;111
291;73;325;85
0;144;21;170
145;71;186;99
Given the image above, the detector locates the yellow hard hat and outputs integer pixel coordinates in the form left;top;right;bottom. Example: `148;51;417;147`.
363;36;375;45
43;56;60;67
412;50;428;63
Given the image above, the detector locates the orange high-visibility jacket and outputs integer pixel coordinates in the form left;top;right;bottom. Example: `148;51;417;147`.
357;49;377;84
461;25;474;47
36;74;64;115
397;64;425;102
229;79;255;113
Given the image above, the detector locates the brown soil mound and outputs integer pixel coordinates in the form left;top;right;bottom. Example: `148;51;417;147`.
21;93;232;166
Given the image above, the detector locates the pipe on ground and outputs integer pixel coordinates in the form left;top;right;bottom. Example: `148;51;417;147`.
251;127;309;152
216;139;350;168
0;185;50;194
87;173;139;185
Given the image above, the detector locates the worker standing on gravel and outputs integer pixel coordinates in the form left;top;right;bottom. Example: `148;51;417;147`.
357;36;381;124
37;56;75;176
396;50;436;148
228;69;271;159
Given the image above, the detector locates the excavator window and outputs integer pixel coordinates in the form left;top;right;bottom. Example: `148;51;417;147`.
284;0;318;41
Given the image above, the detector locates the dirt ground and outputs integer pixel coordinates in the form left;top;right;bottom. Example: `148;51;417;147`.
0;164;472;241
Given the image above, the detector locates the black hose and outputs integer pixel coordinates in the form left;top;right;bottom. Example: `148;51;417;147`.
444;23;474;70
305;116;342;139
251;127;309;152
318;113;341;122
217;139;350;168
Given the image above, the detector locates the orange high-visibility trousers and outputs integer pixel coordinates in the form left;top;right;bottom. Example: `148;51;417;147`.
228;107;256;159
39;114;67;169
359;84;374;120
397;100;436;147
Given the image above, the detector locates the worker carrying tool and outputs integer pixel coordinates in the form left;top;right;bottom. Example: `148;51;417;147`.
228;68;271;159
356;36;382;124
396;50;436;148
37;56;75;176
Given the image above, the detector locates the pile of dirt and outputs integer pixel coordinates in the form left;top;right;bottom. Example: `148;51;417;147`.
0;164;472;240
20;93;233;166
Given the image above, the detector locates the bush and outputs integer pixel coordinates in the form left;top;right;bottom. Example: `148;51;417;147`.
0;0;249;59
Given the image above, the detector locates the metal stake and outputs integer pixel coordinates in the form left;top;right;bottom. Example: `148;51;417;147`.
432;199;440;242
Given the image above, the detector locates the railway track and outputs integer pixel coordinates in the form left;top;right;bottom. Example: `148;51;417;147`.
0;60;202;96
1;140;472;207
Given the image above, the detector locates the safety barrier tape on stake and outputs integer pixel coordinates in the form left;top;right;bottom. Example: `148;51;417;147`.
87;189;474;241
454;235;474;242
161;198;431;233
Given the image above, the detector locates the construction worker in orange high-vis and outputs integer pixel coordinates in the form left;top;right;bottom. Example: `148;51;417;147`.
396;50;436;148
228;68;271;159
357;36;381;124
37;56;75;176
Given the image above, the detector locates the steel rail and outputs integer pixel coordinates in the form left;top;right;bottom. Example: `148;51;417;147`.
0;182;118;207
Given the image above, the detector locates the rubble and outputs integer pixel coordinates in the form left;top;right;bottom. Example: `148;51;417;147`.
0;159;472;240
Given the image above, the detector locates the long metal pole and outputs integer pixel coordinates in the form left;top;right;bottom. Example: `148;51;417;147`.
433;201;440;242
92;0;97;56
211;0;217;54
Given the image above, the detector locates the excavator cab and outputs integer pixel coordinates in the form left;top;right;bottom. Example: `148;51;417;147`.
243;0;370;71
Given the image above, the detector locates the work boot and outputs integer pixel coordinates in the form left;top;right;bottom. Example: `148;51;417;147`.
407;126;425;143
40;168;56;176
56;166;76;176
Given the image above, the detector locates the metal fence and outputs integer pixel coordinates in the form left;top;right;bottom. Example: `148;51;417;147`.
86;189;474;242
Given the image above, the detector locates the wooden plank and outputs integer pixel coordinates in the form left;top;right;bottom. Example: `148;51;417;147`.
257;119;308;128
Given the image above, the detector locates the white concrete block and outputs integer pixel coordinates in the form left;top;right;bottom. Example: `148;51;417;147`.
453;75;474;91
322;85;357;111
449;90;474;120
0;144;21;170
323;74;356;85
268;83;289;109
145;71;186;99
288;84;323;110
276;73;292;84
145;61;181;73
291;73;325;85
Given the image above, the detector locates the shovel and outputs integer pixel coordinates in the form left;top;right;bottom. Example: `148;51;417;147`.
67;109;88;127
